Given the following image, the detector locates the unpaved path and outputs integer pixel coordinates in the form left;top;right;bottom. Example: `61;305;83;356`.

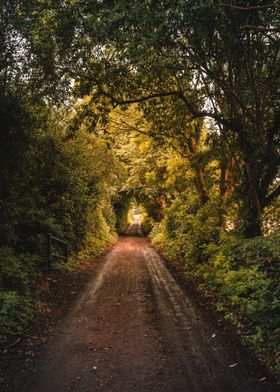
22;222;276;392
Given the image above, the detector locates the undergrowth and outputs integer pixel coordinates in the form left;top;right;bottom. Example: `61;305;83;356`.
0;249;39;337
151;202;280;375
0;212;118;337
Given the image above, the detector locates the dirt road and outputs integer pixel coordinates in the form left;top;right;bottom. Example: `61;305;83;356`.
22;222;276;392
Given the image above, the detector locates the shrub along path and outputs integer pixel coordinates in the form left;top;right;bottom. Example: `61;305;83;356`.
15;222;279;391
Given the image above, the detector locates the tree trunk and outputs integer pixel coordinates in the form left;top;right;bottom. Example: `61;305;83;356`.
241;170;262;238
237;126;263;238
242;198;262;237
187;137;209;205
194;170;209;205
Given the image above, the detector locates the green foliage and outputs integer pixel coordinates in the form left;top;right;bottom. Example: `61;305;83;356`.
152;204;280;372
218;233;280;264
114;192;132;233
141;215;154;236
0;100;125;335
52;0;280;237
152;197;223;267
203;254;272;322
0;291;37;336
0;102;124;255
0;249;39;336
81;205;117;257
1;0;280;375
0;248;38;291
203;235;280;370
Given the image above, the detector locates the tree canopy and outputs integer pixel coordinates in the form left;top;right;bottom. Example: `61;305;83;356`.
0;0;280;375
31;0;279;237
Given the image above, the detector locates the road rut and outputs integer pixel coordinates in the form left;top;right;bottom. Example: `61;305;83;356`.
22;222;276;392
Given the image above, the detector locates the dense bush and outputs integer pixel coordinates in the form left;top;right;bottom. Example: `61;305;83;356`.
151;198;280;373
202;235;280;371
114;192;132;233
141;215;154;236
152;197;223;267
0;102;125;336
0;248;38;292
0;291;37;336
0;249;39;336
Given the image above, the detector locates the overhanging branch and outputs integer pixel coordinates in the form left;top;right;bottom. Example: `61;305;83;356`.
58;65;182;105
103;90;180;106
264;185;280;207
220;2;280;11
58;66;240;133
240;25;280;33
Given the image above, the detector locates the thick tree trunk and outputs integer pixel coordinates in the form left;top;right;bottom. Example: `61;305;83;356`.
242;196;262;237
236;125;263;238
241;170;262;238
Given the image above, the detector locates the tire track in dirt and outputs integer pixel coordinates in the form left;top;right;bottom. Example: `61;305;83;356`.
21;222;277;392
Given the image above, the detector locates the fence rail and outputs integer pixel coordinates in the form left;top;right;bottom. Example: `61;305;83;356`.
47;233;68;268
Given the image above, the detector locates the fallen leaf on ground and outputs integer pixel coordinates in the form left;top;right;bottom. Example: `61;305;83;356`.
229;363;238;368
